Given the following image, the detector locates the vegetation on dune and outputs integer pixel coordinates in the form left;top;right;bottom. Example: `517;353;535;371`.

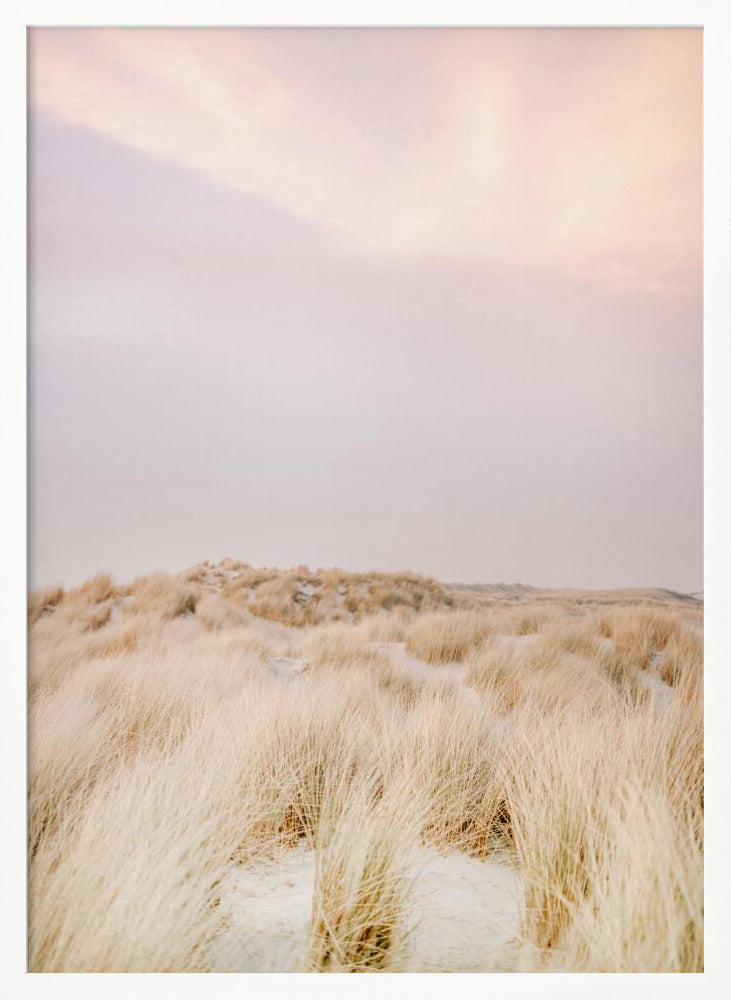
27;560;703;972
218;563;452;626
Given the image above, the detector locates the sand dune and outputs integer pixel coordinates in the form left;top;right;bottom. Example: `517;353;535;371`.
27;560;703;973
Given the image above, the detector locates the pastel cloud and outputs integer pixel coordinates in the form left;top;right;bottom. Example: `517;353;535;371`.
29;27;701;292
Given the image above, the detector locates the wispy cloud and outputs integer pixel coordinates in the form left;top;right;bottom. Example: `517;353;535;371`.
29;27;701;293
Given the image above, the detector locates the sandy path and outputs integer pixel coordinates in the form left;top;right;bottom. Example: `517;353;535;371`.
208;843;522;973
365;641;466;685
406;847;522;971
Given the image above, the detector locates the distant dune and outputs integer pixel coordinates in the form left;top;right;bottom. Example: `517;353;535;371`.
449;581;703;607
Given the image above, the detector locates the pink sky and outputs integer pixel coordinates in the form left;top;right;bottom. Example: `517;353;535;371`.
28;28;703;589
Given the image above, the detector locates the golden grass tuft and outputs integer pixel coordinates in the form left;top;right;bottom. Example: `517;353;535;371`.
73;572;117;604
28;584;65;626
129;573;201;620
404;610;493;663
309;777;418;972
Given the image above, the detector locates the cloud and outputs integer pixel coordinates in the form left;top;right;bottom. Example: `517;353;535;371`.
29;27;701;293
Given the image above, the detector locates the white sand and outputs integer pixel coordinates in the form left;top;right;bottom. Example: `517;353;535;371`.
332;585;355;622
297;582;320;601
208;843;522;973
110;595;134;621
268;656;308;678
367;641;465;683
636;667;674;713
490;633;540;653
209;846;315;972
405;847;522;971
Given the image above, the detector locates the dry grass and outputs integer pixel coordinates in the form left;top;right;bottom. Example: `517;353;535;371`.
27;562;704;972
27;584;64;626
128;573;201;620
597;606;682;669
404;609;493;663
194;593;246;631
222;565;450;626
308;774;419;972
74;572;117;604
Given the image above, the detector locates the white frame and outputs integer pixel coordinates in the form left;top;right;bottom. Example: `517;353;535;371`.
1;5;729;999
